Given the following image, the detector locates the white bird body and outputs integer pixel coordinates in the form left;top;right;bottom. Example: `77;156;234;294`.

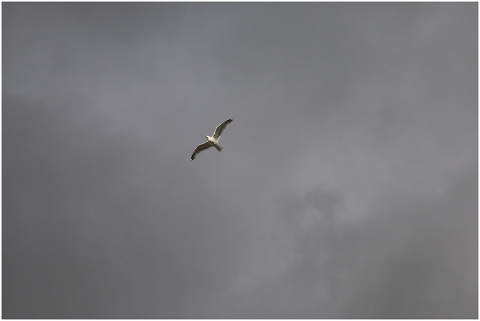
206;135;223;151
191;119;232;160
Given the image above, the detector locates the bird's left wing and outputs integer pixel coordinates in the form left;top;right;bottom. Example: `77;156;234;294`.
191;141;212;160
212;119;233;140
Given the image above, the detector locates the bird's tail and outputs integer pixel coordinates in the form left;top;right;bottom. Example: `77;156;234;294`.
214;144;223;151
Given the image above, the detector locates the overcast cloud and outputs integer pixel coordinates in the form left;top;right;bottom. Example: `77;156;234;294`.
2;3;477;318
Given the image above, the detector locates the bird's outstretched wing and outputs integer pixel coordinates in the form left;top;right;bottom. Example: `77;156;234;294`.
212;119;233;140
191;141;212;160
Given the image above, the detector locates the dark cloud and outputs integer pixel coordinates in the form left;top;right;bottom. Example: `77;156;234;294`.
211;164;477;318
342;162;477;318
3;3;477;318
2;96;243;318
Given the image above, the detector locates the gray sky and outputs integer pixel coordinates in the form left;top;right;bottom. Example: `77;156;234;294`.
2;3;477;318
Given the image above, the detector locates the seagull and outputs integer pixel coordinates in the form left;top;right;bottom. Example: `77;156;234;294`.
191;119;233;160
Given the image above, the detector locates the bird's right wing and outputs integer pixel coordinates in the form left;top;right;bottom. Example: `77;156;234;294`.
191;141;212;160
212;119;232;140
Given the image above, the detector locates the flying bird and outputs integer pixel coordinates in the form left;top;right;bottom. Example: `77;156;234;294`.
191;119;233;160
